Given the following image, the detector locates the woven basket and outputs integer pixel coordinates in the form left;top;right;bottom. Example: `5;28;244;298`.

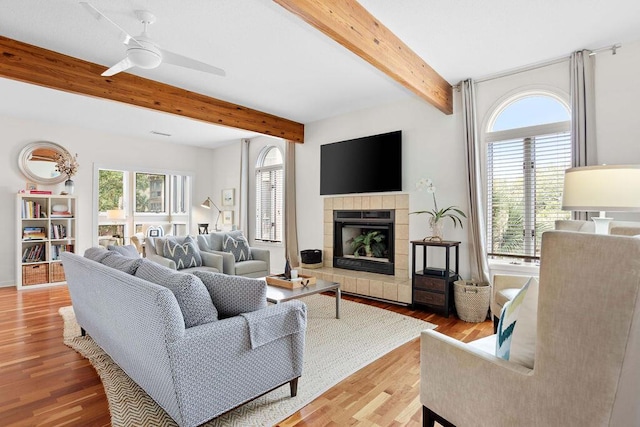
22;263;49;286
454;280;490;323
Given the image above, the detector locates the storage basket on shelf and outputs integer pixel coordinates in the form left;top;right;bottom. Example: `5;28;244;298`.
453;279;490;323
22;263;49;286
50;262;66;282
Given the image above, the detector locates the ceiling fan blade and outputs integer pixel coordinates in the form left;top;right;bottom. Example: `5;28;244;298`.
160;49;226;77
79;2;142;48
101;57;134;76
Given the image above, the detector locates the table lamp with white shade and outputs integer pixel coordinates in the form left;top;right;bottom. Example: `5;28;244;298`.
562;165;640;234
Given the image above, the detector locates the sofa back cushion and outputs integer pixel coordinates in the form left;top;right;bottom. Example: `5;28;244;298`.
193;271;266;318
135;260;218;327
162;236;203;270
107;244;140;258
101;252;144;275
222;231;253;262
84;246;111;263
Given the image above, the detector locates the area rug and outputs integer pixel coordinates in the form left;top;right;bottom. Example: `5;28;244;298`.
60;294;435;426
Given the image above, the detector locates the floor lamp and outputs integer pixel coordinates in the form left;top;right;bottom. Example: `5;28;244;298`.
562;165;640;234
201;197;221;232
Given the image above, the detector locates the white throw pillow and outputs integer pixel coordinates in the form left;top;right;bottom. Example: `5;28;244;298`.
495;277;533;360
510;277;539;368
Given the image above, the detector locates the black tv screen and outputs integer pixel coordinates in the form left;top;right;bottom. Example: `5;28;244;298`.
320;131;402;195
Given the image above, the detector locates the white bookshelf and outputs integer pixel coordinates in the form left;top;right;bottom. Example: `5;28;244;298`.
16;193;77;289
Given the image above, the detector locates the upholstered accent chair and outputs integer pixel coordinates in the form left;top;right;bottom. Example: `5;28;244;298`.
197;231;270;278
421;231;640;427
146;235;223;274
130;232;145;254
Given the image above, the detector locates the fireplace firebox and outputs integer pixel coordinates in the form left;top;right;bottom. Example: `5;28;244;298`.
333;210;395;275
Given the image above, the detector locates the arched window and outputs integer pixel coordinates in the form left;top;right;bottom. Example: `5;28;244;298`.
485;91;571;259
255;146;283;242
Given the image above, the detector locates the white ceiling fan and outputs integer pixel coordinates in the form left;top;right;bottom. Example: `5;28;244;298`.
80;2;226;77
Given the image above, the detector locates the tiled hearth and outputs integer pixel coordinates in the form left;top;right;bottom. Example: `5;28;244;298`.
300;194;411;304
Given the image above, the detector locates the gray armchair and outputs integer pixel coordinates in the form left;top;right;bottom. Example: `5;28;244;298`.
197;231;270;278
146;235;223;273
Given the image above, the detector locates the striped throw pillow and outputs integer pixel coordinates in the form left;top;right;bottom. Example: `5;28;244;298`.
496;277;533;360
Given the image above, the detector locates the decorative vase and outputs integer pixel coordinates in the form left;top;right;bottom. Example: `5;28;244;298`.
428;217;444;241
64;178;75;195
284;257;291;279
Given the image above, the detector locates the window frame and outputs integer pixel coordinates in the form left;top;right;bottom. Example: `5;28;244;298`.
254;146;284;244
483;91;571;261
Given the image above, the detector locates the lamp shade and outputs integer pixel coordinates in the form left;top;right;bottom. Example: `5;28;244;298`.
562;165;640;212
106;209;126;220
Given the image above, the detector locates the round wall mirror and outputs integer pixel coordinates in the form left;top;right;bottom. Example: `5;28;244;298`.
18;141;71;185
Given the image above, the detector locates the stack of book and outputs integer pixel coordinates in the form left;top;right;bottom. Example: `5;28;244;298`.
50;224;68;239
22;201;46;219
50;210;73;218
23;227;46;240
51;244;74;260
22;244;45;262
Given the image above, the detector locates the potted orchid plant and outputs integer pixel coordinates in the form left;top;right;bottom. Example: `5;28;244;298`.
411;178;466;240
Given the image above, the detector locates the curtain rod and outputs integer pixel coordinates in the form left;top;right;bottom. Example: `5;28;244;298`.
454;43;622;89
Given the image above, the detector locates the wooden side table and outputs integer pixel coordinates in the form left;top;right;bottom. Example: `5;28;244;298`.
411;240;460;317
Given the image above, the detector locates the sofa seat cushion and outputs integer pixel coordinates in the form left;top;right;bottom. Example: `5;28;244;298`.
193;271;267;318
234;259;268;276
495;288;521;310
162;236;202;270
222;232;253;262
135;260;218;327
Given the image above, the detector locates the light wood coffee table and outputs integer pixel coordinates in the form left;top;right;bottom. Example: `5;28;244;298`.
266;278;341;319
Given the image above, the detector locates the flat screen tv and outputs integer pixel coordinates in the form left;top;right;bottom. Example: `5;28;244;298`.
320;130;402;195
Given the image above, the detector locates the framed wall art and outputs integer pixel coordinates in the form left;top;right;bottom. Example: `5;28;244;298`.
222;188;235;206
222;210;234;225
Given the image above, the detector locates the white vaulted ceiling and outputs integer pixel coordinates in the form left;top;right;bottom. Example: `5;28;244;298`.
1;0;639;147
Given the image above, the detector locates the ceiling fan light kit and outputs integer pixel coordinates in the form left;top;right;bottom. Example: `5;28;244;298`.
80;2;225;78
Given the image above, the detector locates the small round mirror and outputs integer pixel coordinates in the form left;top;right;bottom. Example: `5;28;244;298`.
18;141;71;185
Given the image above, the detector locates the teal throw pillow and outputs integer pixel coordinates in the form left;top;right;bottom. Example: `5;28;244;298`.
163;236;202;270
222;233;253;262
496;277;533;360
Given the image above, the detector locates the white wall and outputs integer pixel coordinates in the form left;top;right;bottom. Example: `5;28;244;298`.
1;115;217;286
297;96;468;278
208;141;241;231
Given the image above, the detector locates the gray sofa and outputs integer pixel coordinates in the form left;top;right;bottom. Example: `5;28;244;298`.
197;231;270;278
61;249;306;427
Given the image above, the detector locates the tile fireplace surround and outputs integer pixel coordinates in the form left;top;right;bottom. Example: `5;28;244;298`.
300;194;411;304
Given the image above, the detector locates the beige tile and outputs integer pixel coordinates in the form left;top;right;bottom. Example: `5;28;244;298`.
395;254;408;270
324;209;333;223
343;197;354;210
323;273;334;282
398;283;412;304
395;268;409;280
370;280;384;298
324;197;333;210
395;240;409;255
382;195;396;209
369;195;382;209
361;197;370;210
332;274;344;286
395;194;409;209
353;196;362;210
344;277;357;293
383;282;398;301
396;224;409;240
356;278;370;295
333;198;344;209
396;209;409;225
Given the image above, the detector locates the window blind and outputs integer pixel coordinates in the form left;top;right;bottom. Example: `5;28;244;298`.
255;168;283;242
487;131;571;258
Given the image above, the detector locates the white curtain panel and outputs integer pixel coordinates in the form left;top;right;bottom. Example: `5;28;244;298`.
570;50;598;220
462;79;490;283
239;138;250;234
284;141;300;266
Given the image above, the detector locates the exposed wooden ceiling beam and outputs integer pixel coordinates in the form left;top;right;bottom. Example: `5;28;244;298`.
273;0;453;115
0;36;305;143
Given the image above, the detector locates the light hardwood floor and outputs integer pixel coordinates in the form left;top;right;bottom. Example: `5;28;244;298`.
0;285;492;427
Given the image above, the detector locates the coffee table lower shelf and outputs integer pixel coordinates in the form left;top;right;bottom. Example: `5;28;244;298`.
266;278;341;319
